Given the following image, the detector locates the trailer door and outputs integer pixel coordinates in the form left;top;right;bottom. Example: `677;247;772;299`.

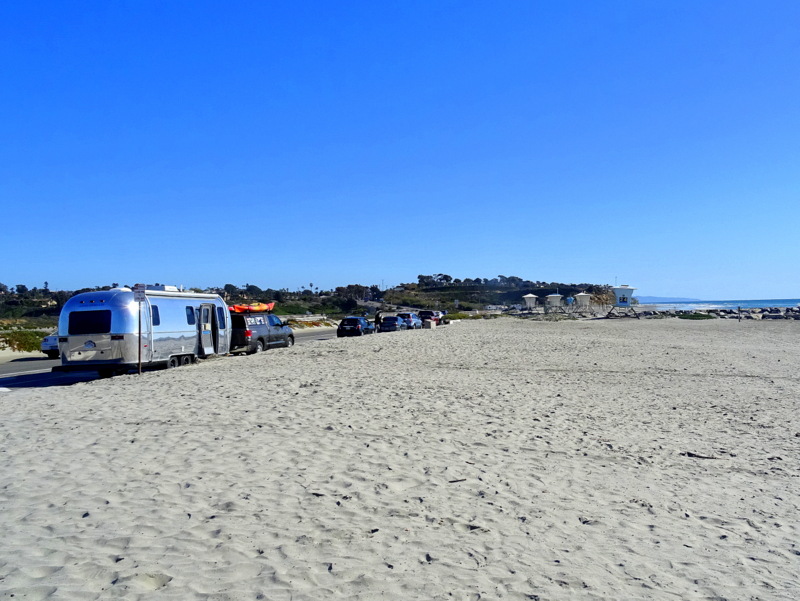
199;303;216;356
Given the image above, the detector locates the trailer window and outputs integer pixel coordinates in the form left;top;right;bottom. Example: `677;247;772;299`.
186;306;196;325
217;307;227;329
68;310;112;335
151;305;161;326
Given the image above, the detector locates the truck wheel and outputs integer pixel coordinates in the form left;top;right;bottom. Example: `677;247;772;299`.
285;336;294;348
252;340;264;354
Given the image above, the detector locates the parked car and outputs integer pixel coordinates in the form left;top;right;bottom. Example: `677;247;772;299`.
396;312;423;329
337;316;375;337
41;331;60;359
378;315;408;332
418;310;439;324
230;312;294;354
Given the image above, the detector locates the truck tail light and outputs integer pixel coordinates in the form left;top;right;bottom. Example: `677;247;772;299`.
245;329;253;338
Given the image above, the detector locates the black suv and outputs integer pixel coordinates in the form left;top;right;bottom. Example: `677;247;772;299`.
337;316;376;337
230;312;294;354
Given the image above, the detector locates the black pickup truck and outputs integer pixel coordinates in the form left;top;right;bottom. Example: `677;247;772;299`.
229;312;294;354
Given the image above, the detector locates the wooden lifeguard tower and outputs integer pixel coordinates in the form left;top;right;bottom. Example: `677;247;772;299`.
544;293;566;314
575;292;593;311
522;293;538;312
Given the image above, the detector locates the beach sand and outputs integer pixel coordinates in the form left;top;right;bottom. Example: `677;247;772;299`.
0;348;43;364
1;318;798;600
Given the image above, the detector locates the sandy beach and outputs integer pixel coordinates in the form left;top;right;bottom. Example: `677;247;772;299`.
0;348;42;364
1;318;798;600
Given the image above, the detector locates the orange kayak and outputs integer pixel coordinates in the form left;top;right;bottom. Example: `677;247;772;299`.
229;302;275;313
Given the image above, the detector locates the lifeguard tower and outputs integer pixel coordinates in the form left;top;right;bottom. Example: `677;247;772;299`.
607;285;639;319
575;292;592;310
522;293;538;312
544;293;566;314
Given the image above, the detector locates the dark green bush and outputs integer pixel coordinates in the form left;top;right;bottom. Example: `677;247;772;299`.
0;330;49;352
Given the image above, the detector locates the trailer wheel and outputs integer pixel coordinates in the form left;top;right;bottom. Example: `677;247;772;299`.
180;355;192;366
167;356;179;369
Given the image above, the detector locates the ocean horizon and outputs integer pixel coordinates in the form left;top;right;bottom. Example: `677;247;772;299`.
640;298;800;311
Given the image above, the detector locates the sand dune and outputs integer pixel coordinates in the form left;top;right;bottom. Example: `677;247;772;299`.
1;318;798;600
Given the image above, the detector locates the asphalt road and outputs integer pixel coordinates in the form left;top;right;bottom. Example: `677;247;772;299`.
0;327;340;390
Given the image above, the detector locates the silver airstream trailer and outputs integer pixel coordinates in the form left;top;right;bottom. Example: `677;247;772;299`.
55;285;230;376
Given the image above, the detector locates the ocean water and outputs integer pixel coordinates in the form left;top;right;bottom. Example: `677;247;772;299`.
641;299;800;312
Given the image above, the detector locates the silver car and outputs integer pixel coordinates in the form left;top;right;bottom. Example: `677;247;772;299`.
41;331;60;359
396;312;423;329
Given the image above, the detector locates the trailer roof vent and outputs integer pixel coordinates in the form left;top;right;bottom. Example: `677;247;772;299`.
146;285;180;292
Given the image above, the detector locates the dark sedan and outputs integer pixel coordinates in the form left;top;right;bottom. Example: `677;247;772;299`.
378;315;408;332
337;316;376;337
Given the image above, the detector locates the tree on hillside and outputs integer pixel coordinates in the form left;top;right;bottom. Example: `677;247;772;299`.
15;284;29;295
52;290;72;309
335;284;368;299
340;297;358;313
0;282;8;294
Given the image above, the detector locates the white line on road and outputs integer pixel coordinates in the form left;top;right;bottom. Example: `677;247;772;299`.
0;368;53;378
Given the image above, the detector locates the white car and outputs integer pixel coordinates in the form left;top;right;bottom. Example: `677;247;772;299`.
41;332;60;359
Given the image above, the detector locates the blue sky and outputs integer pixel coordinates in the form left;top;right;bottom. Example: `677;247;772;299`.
2;1;798;299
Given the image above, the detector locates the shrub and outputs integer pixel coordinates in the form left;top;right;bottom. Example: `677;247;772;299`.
0;330;49;352
445;312;482;320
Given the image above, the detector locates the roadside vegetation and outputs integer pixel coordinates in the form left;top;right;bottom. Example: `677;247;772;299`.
0;275;610;332
0;330;49;352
